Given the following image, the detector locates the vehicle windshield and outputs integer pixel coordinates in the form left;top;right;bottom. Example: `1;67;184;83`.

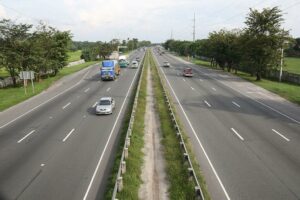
99;100;111;105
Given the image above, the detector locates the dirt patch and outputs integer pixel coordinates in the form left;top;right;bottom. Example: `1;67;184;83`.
138;65;169;200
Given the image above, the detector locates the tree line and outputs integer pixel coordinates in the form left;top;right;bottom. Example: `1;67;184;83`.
0;19;72;86
77;38;151;62
164;7;299;80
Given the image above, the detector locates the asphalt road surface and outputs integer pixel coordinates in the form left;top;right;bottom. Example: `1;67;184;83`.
152;48;300;200
0;49;145;200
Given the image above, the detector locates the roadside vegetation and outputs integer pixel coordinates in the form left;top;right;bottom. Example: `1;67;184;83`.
67;50;82;63
285;57;300;74
0;61;98;111
149;51;211;199
105;52;147;199
165;6;300;105
164;7;300;81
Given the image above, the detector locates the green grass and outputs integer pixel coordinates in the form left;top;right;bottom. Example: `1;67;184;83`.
150;52;211;199
0;61;98;111
114;51;148;199
67;50;82;63
285;57;300;74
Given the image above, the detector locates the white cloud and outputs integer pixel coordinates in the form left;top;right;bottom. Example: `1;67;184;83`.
2;0;300;42
0;5;7;18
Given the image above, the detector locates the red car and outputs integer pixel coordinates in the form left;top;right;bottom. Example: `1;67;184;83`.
183;68;193;77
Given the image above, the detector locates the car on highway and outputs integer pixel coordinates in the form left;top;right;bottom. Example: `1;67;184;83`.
136;57;140;62
131;60;139;68
183;68;193;77
95;97;115;115
163;61;170;67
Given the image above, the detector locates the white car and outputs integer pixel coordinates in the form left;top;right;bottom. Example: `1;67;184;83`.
96;97;115;115
131;60;139;68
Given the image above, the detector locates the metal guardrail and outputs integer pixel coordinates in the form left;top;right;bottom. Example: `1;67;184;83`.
111;51;147;200
151;50;205;200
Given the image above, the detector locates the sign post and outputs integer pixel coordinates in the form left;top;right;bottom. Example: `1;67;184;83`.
19;71;35;95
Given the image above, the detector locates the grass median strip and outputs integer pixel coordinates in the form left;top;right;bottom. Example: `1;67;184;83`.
150;52;211;199
0;61;98;111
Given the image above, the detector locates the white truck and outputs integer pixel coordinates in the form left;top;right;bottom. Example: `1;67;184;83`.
109;51;119;60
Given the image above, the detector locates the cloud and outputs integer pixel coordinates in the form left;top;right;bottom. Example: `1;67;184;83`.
2;0;300;42
0;5;7;18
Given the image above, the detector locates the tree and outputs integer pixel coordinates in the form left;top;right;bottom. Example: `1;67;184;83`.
0;19;32;86
243;7;290;80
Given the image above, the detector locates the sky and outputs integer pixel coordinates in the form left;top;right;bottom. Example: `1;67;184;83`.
0;0;299;43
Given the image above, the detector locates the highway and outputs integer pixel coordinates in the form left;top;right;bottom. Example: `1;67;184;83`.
152;48;300;200
0;50;145;200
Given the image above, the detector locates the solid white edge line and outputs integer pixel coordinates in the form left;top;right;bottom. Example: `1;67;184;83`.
0;68;92;129
62;128;75;142
82;54;142;200
272;129;290;142
62;102;71;110
153;52;231;200
84;88;90;93
232;101;241;108
230;128;244;141
204;100;211;107
17;130;36;143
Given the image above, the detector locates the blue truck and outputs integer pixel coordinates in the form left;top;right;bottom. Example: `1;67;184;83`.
100;60;121;81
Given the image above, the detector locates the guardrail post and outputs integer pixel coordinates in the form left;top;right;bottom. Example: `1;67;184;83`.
188;168;194;181
183;153;189;165
126;138;130;147
180;141;184;149
174;124;179;131
176;132;181;138
121;161;126;174
117;177;123;192
195;186;202;200
124;147;129;159
128;128;132;137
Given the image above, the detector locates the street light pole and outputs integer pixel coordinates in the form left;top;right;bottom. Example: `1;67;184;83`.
279;47;284;82
279;41;289;82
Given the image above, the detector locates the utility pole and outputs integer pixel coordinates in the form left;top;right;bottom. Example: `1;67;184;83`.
192;13;195;42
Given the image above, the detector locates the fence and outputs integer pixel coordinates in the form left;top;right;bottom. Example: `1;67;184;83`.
266;70;300;85
152;51;205;200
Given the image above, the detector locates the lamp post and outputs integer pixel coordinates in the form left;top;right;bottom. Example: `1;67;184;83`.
279;41;289;82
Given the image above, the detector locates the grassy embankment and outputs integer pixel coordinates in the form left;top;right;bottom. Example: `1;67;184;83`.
67;50;82;62
182;56;300;105
0;61;98;111
0;51;83;79
150;52;211;199
105;51;147;199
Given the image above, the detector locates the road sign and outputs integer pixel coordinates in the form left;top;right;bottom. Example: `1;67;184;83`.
19;71;34;80
19;71;35;94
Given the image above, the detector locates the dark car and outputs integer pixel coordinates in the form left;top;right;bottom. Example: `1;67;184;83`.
183;68;193;77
